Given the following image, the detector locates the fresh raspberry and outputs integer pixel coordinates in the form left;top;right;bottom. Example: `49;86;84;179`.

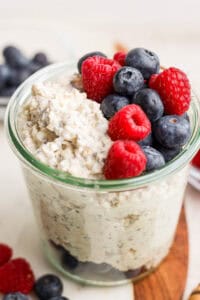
192;150;200;168
0;258;35;294
104;140;147;179
149;67;191;115
113;51;126;66
82;56;120;102
108;104;151;141
148;73;158;89
0;244;12;267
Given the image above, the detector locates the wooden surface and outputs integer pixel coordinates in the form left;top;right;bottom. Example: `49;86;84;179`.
134;208;188;300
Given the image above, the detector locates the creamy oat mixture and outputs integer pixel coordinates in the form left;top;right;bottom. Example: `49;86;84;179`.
19;78;112;179
19;75;189;273
23;164;188;272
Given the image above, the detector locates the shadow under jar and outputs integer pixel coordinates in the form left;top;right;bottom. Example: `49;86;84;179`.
5;62;200;286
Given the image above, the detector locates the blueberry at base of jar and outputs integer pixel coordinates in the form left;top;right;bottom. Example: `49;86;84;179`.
43;240;153;286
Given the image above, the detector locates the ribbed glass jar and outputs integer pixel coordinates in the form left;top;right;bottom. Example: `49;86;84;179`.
5;62;200;286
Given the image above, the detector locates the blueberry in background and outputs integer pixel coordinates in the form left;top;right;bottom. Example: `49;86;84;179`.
34;274;63;300
28;62;42;74
0;86;17;97
0;65;11;89
17;68;31;84
138;133;153;147
3;293;29;300
0;46;51;98
6;68;18;86
142;146;165;171
77;51;107;73
113;66;144;96
125;48;160;80
100;94;129;119
32;52;49;67
155;143;182;162
132;88;164;122
153;115;191;149
3;46;29;69
7;68;31;86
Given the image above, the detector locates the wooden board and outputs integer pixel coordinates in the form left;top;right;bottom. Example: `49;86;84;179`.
134;207;188;300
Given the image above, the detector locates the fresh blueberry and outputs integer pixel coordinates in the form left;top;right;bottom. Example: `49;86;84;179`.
132;88;164;122
182;112;190;122
138;133;153;147
78;51;107;73
62;250;79;269
153;115;191;149
113;66;144;96
125;48;160;80
3;293;29;300
49;297;69;300
0;86;16;97
100;94;129;119
3;46;29;69
7;69;18;86
32;52;49;67
155;143;181;162
34;274;63;300
0;65;11;88
7;68;30;86
142;146;165;171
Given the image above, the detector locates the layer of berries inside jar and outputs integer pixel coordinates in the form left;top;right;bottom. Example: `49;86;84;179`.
192;150;200;169
76;47;195;179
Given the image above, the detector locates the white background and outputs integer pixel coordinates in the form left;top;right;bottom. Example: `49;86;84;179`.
0;0;200;26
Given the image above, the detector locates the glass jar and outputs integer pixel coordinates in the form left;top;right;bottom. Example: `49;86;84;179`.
5;62;200;286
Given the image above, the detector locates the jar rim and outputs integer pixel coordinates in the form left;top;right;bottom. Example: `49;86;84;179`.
5;62;200;191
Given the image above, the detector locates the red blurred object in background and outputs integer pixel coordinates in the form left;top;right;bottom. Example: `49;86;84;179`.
192;150;200;168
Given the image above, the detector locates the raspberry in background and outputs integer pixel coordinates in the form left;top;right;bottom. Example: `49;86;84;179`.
113;51;126;66
0;258;35;294
82;56;120;102
104;140;147;179
108;104;151;141
149;67;191;115
192;150;200;168
0;244;12;267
